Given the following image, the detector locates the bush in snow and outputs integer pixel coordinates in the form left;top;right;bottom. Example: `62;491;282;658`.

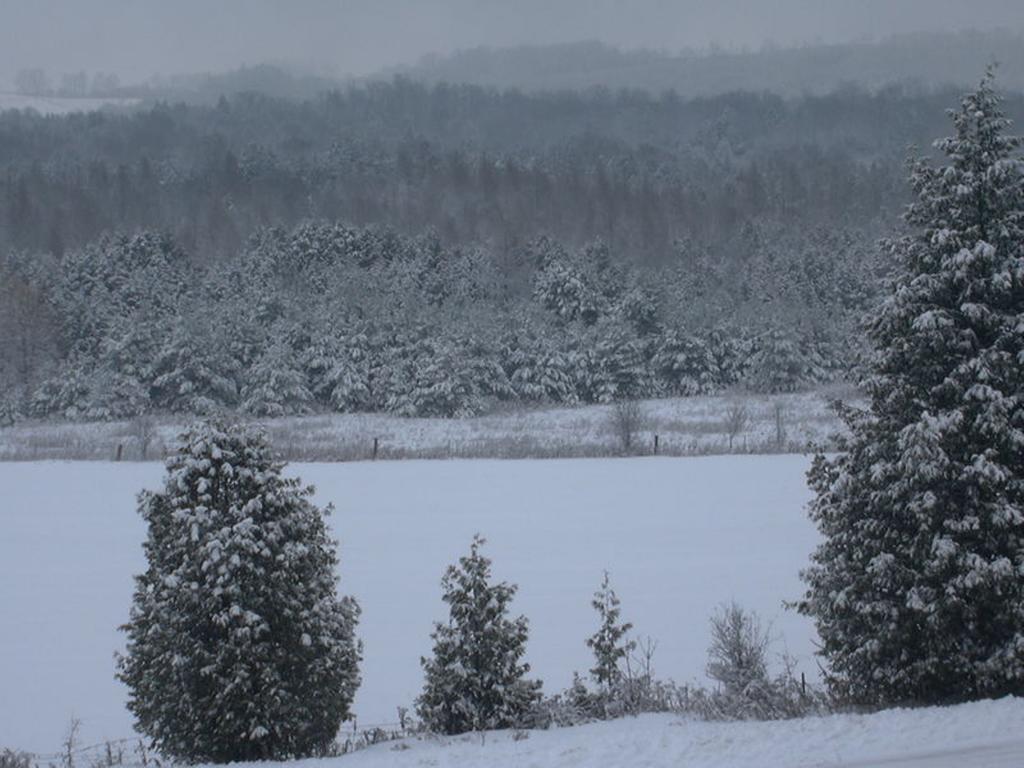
694;603;825;721
417;535;542;734
585;572;681;719
722;400;750;451
0;750;32;768
609;399;647;454
524;672;598;728
706;602;771;699
116;421;361;762
799;71;1024;707
527;577;688;728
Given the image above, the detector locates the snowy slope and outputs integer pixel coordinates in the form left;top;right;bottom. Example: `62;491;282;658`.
260;699;1024;768
0;92;139;114
1;456;818;752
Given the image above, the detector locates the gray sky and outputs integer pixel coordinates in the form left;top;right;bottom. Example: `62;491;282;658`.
0;0;1022;87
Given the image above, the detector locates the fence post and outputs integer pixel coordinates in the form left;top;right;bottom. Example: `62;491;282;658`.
372;437;379;460
115;444;123;462
653;434;659;455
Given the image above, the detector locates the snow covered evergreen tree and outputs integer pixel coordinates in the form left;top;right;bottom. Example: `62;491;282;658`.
503;329;579;404
151;321;239;414
586;571;635;689
533;247;605;326
324;346;373;413
117;421;361;762
651;330;720;396
799;71;1024;706
239;340;313;417
417;535;542;734
744;326;824;394
0;393;18;426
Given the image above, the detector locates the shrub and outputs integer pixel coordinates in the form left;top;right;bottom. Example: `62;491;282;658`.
0;750;32;768
722;401;749;451
699;603;825;720
117;420;361;762
609;399;647;454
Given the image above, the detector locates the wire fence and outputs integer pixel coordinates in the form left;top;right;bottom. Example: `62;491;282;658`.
10;719;415;768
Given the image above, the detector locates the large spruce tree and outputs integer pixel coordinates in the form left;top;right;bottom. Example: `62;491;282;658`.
417;535;542;734
799;70;1024;706
117;421;361;762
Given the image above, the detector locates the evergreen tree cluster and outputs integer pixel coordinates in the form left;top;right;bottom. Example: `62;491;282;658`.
1;219;870;423
6;76;1005;423
119;420;836;759
117;430;639;753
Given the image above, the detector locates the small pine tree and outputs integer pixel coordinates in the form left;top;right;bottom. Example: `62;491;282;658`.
706;603;770;698
744;326;818;394
417;535;542;735
586;571;635;689
0;394;18;426
799;71;1024;706
117;421;361;762
651;329;719;396
504;331;579;405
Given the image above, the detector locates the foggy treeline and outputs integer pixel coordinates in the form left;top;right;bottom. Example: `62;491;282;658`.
2;58;1022;422
399;31;1024;96
8;75;1021;261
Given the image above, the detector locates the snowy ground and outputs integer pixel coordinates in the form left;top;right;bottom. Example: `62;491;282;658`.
0;92;139;114
0;389;852;462
316;699;1024;768
1;455;820;753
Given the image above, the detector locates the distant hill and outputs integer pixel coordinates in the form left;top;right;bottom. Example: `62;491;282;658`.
115;63;353;105
97;31;1024;108
0;92;139;115
384;31;1024;96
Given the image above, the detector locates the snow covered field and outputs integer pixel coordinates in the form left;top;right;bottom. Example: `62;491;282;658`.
0;389;851;462
1;455;819;753
0;92;139;114
324;698;1024;768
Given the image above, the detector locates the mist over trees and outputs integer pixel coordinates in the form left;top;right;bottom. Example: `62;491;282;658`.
5;76;1020;262
396;31;1024;96
1;64;1022;422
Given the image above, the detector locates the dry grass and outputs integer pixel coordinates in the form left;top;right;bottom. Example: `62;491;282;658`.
0;388;857;463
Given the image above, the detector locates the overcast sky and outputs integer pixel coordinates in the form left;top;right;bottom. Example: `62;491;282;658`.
0;0;1022;87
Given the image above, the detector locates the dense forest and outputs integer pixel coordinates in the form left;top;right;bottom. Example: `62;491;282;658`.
2;73;1021;422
